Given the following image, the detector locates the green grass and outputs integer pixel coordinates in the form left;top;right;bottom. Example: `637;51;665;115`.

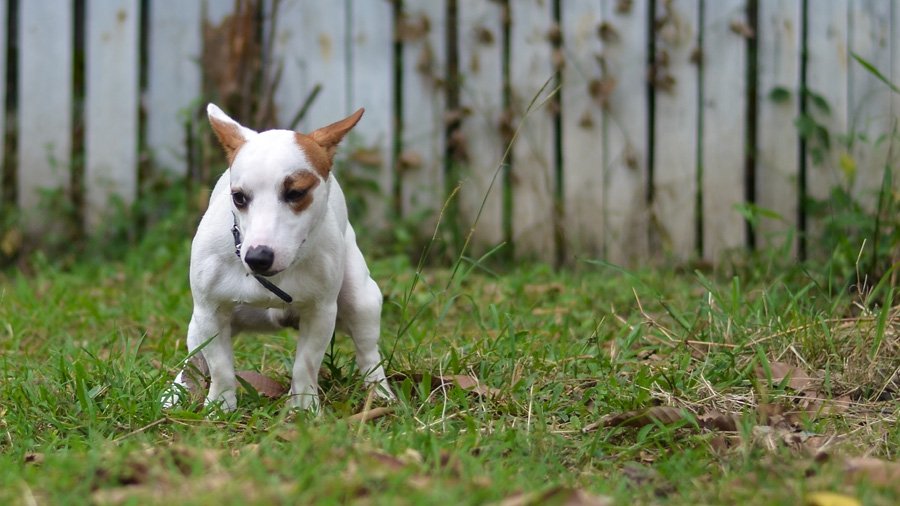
1;215;898;505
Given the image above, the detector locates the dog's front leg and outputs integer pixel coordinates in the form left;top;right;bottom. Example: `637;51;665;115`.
288;302;338;413
191;305;238;411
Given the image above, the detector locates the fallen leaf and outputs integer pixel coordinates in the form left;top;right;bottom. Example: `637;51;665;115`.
598;406;693;429
756;361;817;391
494;486;612;506
698;410;740;431
844;457;900;487
804;491;861;506
235;371;288;398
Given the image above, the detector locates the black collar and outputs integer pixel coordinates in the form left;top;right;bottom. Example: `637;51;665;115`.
231;214;294;303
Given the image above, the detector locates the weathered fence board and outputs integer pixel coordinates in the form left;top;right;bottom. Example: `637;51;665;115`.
561;0;604;258
509;0;556;262
85;0;140;229
457;0;505;252
848;0;893;210
652;0;699;260
271;0;349;132
399;0;446;227
894;0;900;176
756;0;801;250
0;0;6;206
348;0;394;225
805;0;849;242
701;0;747;262
147;0;202;175
18;0;72;226
602;0;649;266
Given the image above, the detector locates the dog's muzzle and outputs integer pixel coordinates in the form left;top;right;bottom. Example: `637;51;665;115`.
231;215;293;303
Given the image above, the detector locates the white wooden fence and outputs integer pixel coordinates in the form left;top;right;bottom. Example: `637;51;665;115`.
2;0;899;265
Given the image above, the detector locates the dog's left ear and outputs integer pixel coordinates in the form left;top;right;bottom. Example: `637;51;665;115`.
309;108;364;160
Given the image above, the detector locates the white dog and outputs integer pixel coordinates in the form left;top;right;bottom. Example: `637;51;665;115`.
164;104;394;412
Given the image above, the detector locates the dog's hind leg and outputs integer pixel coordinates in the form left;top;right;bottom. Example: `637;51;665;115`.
231;305;300;334
337;230;394;400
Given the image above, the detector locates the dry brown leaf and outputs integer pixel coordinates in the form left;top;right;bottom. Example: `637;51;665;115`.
756;361;817;391
346;406;394;423
698;410;740;432
440;374;500;397
494;486;613;506
235;371;288;398
600;406;693;429
844;457;900;487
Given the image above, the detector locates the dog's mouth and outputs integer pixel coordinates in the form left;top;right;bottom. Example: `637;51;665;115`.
253;268;282;278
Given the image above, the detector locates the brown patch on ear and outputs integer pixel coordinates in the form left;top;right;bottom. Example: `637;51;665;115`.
209;116;246;165
282;171;321;213
293;134;333;178
309;108;364;160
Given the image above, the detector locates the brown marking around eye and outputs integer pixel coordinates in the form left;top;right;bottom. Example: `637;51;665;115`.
293;133;332;178
282;171;321;213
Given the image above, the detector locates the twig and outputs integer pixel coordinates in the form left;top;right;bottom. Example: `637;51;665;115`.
112;417;168;444
288;84;323;130
347;406;394;423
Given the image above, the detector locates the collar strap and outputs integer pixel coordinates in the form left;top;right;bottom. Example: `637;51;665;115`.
231;214;294;303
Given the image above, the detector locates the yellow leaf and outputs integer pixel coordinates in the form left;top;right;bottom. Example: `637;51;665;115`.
839;153;857;181
804;491;861;506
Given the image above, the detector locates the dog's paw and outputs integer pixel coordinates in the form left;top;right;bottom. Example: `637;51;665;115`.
161;382;188;409
204;389;237;412
367;378;396;402
287;387;321;415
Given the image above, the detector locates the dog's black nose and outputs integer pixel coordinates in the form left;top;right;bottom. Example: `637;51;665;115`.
245;245;274;273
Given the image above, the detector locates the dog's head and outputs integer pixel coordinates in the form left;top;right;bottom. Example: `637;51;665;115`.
207;104;363;276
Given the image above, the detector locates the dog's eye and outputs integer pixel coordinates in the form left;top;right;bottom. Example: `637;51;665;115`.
232;191;249;208
284;189;309;202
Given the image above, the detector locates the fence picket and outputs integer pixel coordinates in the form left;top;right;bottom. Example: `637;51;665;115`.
561;0;604;258
147;0;201;176
602;0;649;266
457;0;505;253
848;0;893;211
85;0;139;229
756;0;801;252
805;0;849;248
509;0;556;262
894;0;900;180
652;0;700;260
0;0;6;206
400;0;446;229
348;0;394;227
18;0;72;228
701;0;747;262
271;0;349;132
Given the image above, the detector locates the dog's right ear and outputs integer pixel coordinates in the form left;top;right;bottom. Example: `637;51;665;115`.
207;103;257;165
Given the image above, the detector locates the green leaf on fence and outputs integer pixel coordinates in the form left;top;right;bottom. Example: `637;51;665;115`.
851;52;900;94
768;86;791;103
